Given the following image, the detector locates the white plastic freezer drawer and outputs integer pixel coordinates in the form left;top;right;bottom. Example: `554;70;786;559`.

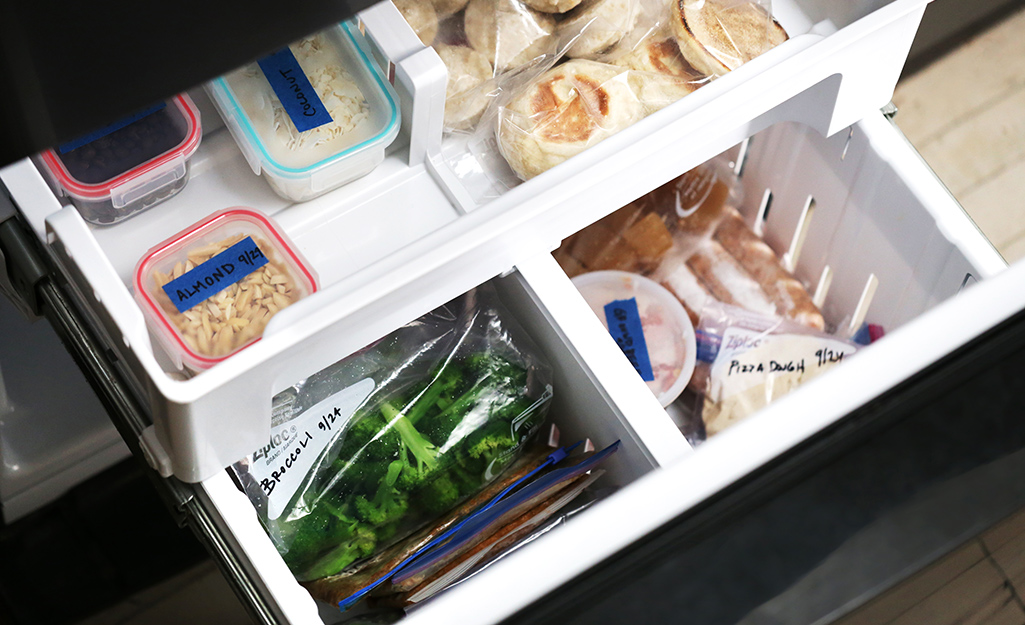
190;111;1005;624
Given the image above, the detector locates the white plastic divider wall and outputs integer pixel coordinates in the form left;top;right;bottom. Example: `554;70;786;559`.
195;265;681;625
0;0;938;483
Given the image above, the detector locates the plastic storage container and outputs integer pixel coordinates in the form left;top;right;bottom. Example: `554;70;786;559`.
207;21;400;202
572;271;697;407
133;208;318;371
39;94;201;225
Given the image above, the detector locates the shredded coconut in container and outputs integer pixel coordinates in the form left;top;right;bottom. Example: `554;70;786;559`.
228;33;372;169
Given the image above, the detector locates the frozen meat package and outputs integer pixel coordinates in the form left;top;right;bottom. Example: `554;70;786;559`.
229;285;559;605
555;154;859;440
207;21;400;202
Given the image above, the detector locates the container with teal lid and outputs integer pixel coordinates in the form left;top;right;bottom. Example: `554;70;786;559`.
207;21;400;202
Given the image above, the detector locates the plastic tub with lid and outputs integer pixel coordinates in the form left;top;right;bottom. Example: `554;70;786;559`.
133;208;319;372
39;94;202;225
572;270;697;407
206;21;401;202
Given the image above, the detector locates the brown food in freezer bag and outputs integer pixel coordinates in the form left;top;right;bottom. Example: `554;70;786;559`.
302;444;557;605
671;0;789;77
715;207;825;329
497;59;646;180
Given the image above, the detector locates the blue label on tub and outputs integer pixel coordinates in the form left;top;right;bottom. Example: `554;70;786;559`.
258;48;334;133
58;102;167;154
162;237;269;313
603;298;654;382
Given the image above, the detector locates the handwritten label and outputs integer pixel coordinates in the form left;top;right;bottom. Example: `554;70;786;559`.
603;298;655;382
258;48;334;133
248;378;376;520
709;327;857;399
161;236;268;313
58;101;168;154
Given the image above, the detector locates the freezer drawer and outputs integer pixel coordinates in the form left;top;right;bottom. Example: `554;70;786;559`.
182;111;1008;624
0;0;939;484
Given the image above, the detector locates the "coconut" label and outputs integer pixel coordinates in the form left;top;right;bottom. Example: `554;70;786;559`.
257;47;334;133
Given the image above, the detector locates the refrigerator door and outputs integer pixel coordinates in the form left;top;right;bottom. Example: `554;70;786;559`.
0;0;380;168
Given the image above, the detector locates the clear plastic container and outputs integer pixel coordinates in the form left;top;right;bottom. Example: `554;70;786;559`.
572;270;696;406
206;21;401;202
39;94;201;226
133;208;319;371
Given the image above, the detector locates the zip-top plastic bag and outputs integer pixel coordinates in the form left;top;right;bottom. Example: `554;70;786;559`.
694;302;856;435
230;285;553;583
670;0;788;77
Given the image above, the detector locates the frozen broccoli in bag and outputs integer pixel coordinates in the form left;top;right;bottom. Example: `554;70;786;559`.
231;285;553;583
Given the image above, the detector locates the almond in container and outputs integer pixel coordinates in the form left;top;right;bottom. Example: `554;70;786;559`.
133;208;318;371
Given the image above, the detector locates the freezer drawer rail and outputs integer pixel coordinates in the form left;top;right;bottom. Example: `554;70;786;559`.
0;183;285;625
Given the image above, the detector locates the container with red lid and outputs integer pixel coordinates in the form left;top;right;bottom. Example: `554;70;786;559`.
40;94;202;225
133;208;318;371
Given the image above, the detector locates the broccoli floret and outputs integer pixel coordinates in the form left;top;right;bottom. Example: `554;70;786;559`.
465;421;517;461
337;413;402;461
296;524;377;581
283;499;359;573
413;473;462;515
382;401;440;473
353;460;409;527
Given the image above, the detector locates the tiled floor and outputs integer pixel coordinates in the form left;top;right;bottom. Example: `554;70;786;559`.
836;509;1025;625
893;3;1025;264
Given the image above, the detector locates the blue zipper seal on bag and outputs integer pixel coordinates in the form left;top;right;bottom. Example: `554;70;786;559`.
337;441;584;611
391;440;622;586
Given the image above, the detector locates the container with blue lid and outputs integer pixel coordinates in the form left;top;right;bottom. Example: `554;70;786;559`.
206;21;401;202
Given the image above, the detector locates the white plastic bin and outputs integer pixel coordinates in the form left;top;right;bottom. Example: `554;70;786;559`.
188;111;1009;624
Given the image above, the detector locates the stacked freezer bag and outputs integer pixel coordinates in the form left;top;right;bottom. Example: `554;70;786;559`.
556;155;864;441
395;0;788;179
230;285;618;610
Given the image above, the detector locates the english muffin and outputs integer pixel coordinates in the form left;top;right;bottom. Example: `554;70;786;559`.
670;0;788;76
497;59;645;179
521;0;583;13
464;0;557;71
613;37;708;113
436;44;495;130
432;0;471;18
394;0;440;46
559;0;640;59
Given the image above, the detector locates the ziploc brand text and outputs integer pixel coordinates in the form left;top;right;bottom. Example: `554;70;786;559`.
161;236;268;313
258;48;334;133
247;378;376;520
